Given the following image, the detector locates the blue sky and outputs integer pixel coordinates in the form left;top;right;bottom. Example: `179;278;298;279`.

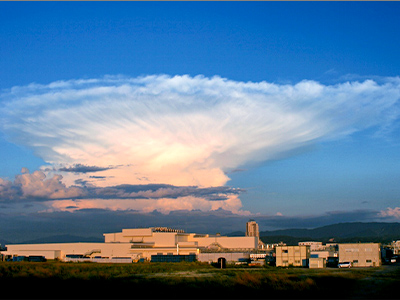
1;2;400;238
2;1;400;87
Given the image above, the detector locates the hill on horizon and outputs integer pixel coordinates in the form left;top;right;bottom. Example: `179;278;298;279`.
257;222;400;245
2;222;400;245
5;234;103;245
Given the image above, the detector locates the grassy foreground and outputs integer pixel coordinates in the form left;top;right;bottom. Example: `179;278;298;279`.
1;261;400;299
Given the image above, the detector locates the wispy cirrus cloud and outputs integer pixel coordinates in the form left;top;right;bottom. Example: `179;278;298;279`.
1;74;400;213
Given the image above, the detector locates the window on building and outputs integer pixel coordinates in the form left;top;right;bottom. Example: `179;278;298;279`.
366;260;372;263
283;250;288;254
353;260;358;263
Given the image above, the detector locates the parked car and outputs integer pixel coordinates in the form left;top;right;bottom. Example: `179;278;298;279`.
338;261;352;268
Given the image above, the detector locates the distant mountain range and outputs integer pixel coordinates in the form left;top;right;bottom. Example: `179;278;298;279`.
0;238;9;248
229;222;400;245
3;235;103;245
2;222;400;246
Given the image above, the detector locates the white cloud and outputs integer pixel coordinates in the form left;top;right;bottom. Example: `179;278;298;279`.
1;74;400;213
0;167;246;214
46;194;250;215
379;207;400;219
0;168;85;201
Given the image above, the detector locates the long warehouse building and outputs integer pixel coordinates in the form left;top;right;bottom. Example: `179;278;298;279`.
2;227;259;262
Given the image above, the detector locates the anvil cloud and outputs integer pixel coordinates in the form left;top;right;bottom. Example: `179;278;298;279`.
1;75;400;213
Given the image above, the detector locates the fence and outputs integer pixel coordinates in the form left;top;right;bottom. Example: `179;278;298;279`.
63;257;133;263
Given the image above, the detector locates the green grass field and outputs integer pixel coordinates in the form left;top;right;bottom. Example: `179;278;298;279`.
1;261;399;299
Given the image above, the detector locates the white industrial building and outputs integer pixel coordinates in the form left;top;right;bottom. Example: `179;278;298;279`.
2;226;259;262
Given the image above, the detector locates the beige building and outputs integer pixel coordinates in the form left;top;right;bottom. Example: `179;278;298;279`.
275;245;310;267
309;257;326;269
246;220;259;237
198;252;250;263
391;240;400;255
338;243;381;267
298;241;324;251
2;242;134;261
2;227;258;262
310;248;337;260
245;220;267;250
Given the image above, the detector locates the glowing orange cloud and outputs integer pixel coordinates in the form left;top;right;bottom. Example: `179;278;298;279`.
1;75;399;213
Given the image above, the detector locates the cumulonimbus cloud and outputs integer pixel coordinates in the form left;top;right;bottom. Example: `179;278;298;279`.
0;169;84;201
0;168;246;214
1;74;400;213
0;169;242;202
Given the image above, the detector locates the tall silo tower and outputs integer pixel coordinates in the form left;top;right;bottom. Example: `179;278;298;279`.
246;220;259;237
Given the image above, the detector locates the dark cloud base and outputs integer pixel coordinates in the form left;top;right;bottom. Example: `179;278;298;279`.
58;164;113;173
